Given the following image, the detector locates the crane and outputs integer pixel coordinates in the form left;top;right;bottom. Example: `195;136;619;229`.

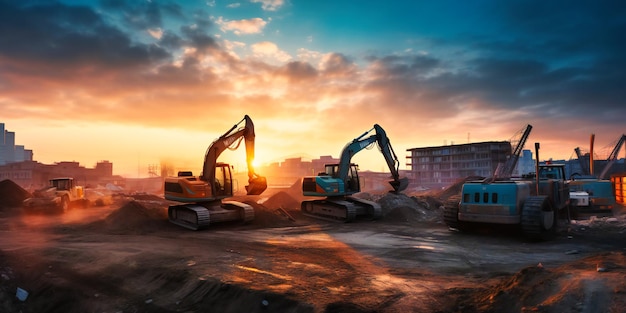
301;124;409;222
598;134;626;180
490;124;532;181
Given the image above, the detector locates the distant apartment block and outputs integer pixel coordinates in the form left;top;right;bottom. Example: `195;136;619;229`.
0;123;33;165
0;160;116;191
253;156;339;187
406;141;515;190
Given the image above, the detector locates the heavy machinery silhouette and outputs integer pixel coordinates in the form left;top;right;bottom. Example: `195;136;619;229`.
164;115;267;230
444;125;570;240
23;177;89;213
569;133;624;215
598;134;625;180
301;124;409;222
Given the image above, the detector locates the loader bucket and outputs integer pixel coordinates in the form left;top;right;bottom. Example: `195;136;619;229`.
246;176;267;195
389;177;409;193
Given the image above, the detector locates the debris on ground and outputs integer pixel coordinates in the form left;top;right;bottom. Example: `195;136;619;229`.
373;192;443;223
568;214;626;235
439;251;626;313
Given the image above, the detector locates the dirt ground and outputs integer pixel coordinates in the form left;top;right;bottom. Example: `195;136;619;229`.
1;179;626;313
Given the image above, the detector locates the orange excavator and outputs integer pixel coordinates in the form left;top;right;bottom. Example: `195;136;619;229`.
164;115;267;230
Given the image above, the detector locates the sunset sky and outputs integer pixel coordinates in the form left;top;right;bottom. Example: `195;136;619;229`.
2;0;625;177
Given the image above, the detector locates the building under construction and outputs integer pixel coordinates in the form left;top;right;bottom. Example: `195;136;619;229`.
406;141;513;190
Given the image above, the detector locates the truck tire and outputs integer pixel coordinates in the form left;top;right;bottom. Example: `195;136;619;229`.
443;195;463;231
59;195;70;213
521;196;557;241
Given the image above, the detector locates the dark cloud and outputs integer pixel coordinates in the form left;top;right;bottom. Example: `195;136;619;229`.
0;1;170;69
180;25;219;53
353;0;626;134
320;53;357;77
278;61;318;82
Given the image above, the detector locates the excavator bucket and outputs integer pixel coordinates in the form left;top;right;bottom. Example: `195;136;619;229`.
246;176;267;195
389;177;409;193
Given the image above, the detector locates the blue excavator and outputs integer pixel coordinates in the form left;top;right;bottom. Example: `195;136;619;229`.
301;124;409;222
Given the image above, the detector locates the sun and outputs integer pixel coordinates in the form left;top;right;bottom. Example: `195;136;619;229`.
251;158;259;168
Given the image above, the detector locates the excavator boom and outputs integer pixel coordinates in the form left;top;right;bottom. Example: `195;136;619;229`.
201;115;267;195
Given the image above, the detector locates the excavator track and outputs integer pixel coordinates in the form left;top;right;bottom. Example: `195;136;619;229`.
168;202;254;231
443;195;462;230
168;204;211;231
301;197;382;222
521;196;556;241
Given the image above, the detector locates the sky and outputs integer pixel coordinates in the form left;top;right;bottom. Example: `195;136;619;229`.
1;0;625;177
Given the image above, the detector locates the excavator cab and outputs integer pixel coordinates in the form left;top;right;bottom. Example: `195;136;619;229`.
538;165;565;181
324;163;361;193
214;163;233;197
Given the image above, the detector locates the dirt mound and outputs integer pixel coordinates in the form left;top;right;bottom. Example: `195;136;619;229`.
244;200;301;229
0;179;31;209
435;176;484;201
242;179;309;227
93;200;169;234
261;191;301;212
375;193;442;223
126;193;165;201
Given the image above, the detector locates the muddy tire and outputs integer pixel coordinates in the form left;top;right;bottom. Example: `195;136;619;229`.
521;196;557;241
443;195;463;231
59;196;70;213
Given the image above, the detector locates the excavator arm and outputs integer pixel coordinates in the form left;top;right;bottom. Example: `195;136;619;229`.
201;115;267;195
491;124;532;180
598;134;626;180
574;147;591;176
336;124;409;193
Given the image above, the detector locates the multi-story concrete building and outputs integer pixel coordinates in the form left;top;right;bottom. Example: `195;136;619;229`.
0;123;33;165
406;141;513;190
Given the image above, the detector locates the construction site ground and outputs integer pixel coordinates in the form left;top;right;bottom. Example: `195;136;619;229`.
1;180;626;313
